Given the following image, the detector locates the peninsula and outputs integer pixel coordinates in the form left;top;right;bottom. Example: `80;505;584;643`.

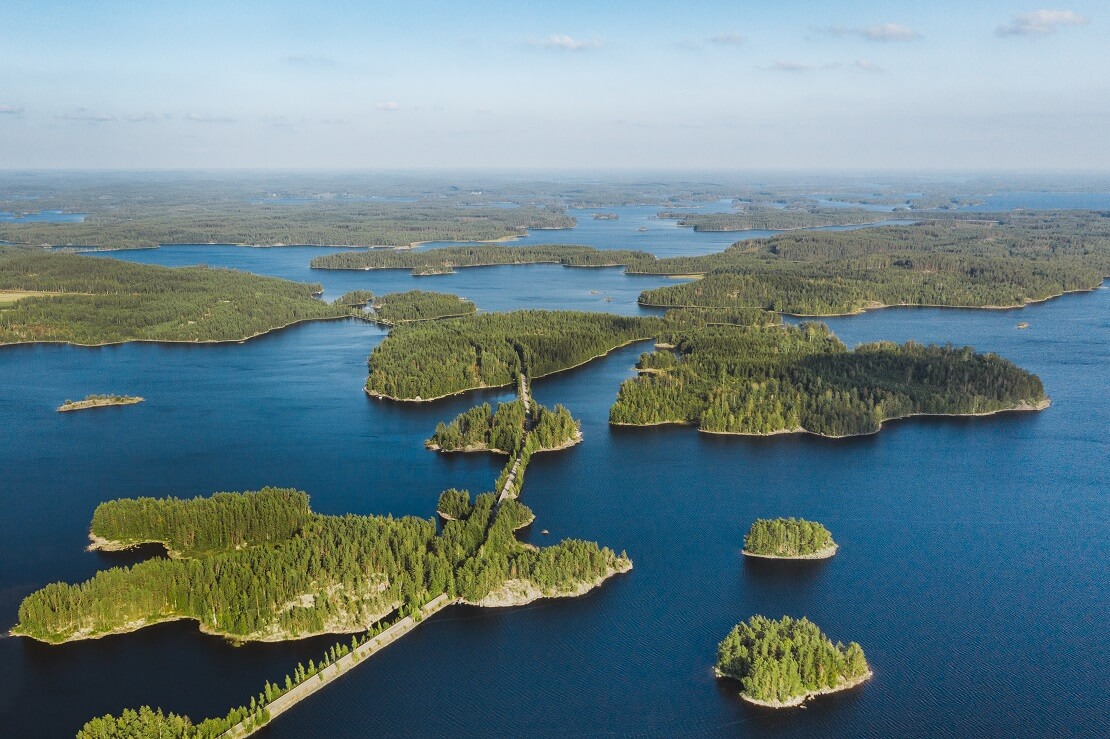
743;518;837;559
427;400;581;454
0;251;357;345
372;290;477;325
609;323;1049;438
58;394;144;412
716;615;871;708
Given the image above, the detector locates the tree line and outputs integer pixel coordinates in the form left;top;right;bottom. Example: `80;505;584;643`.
610;323;1047;437
744;518;835;557
0;251;354;345
373;290;476;325
428;400;580;454
366;310;659;400
716;615;869;704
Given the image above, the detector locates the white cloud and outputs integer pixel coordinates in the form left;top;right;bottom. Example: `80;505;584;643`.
56;109;116;122
855;58;884;73
0;105;24;116
996;9;1089;36
770;60;813;72
530;34;601;51
708;33;745;46
375;101;401;111
828;23;919;41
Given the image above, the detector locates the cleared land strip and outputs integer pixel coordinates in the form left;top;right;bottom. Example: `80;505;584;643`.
220;593;455;738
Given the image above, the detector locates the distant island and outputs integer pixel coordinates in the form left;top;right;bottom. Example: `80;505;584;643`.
716;615;871;708
592;213;619;220
743;518;836;559
658;206;887;231
58;394;144;413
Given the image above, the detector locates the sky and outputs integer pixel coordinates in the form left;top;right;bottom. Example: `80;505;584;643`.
0;1;1107;170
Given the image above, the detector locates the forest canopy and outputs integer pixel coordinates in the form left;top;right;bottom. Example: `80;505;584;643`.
743;518;836;558
0;251;352;345
365;310;659;400
610;323;1047;437
428;400;581;454
373;290;476;325
716;615;870;706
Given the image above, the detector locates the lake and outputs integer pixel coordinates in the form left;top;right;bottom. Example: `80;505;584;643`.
1;215;1107;736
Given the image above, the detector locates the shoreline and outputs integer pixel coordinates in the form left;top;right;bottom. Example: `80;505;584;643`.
0;314;363;350
729;669;874;709
637;283;1105;317
742;544;838;560
58;396;144;412
466;559;632;608
612;398;1050;439
366;337;653;402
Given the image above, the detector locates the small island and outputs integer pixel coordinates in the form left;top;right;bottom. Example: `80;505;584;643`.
743;518;837;560
716;615;871;708
332;289;375;307
427;400;582;454
592;212;619;220
58;394;144;413
372;290;476;325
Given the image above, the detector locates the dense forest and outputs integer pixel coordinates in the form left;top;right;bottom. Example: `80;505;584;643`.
310;243;654;273
0;252;353;344
743;518;836;557
428;400;580;454
663;306;781;328
16;480;629;644
658;207;888;231
0;201;575;249
716;615;870;705
610;323;1047;437
636;215;1110;314
332;289;374;307
373;290;476;325
365;311;658;400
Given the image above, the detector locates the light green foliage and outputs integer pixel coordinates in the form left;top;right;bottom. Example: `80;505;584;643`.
744;518;835;557
716;615;869;704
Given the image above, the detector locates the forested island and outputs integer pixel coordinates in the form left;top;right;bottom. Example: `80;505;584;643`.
14;486;629;644
743;518;837;559
310;243;653;273
635;213;1110;315
365;310;659;401
372;290;476;325
332;289;375;307
716;615;871;707
428;400;581;454
308;213;1110;315
659;207;888;231
57;394;144;413
609;323;1048;437
0;252;355;345
0;200;574;250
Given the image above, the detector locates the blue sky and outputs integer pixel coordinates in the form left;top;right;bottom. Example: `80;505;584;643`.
0;1;1106;169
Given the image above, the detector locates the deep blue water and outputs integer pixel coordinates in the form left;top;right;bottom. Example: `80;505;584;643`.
1;239;1107;735
0;210;86;223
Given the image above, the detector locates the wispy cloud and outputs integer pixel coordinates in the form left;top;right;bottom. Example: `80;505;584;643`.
708;33;745;46
996;9;1089;36
827;23;919;42
282;54;336;67
182;113;235;123
0;105;24;117
375;101;401;111
855;59;884;73
529;34;601;51
56;109;116;123
770;60;814;73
